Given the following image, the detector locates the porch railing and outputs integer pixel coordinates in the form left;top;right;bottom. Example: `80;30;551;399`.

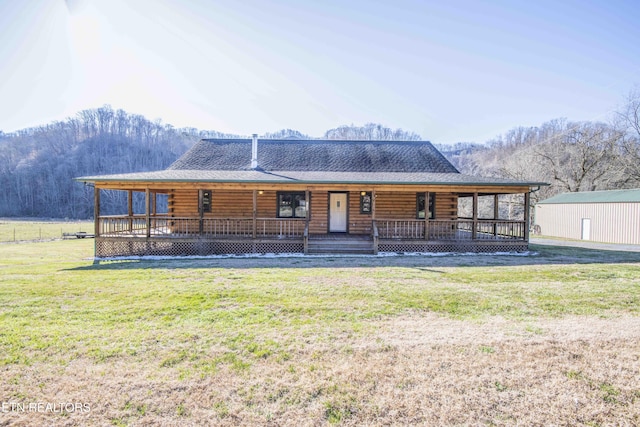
98;216;305;239
376;219;526;241
98;216;525;241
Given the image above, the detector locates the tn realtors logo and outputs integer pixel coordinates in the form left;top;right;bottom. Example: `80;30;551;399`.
1;401;91;413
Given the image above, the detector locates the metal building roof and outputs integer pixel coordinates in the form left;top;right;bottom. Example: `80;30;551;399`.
538;189;640;204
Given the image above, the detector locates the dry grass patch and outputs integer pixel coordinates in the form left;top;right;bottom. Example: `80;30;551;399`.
1;316;639;426
0;239;639;425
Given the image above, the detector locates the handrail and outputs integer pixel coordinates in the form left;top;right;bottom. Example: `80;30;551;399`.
97;216;525;241
375;218;526;241
98;216;306;239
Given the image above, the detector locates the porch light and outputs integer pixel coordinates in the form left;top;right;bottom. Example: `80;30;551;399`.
360;191;367;196
258;190;264;195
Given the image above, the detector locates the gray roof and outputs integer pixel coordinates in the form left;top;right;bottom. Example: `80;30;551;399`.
76;169;536;186
75;138;547;187
538;188;640;204
168;139;459;173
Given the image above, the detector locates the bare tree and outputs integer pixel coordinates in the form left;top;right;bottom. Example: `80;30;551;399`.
324;123;421;141
615;89;640;183
534;121;626;193
262;129;312;139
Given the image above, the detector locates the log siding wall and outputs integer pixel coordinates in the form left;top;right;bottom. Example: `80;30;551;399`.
375;192;458;221
169;189;459;235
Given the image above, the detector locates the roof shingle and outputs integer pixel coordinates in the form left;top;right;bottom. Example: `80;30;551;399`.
75;138;547;187
168;139;459;173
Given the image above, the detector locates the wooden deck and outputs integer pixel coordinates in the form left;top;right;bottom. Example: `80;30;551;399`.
94;216;528;257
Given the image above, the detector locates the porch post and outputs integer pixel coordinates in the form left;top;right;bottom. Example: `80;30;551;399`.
524;191;531;242
305;189;310;254
493;194;499;237
371;189;377;255
198;190;204;235
305;189;310;230
145;188;151;238
151;192;157;216
472;192;478;240
424;191;430;240
127;190;133;232
94;186;100;237
253;189;257;239
371;189;376;220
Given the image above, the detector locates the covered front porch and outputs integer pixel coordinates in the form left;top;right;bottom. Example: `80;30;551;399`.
90;184;531;257
95;217;528;257
92;189;530;257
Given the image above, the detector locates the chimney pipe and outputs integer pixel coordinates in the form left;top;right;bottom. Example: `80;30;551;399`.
251;134;258;169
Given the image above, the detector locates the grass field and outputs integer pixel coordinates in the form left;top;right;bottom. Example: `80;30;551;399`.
0;237;639;426
0;219;93;242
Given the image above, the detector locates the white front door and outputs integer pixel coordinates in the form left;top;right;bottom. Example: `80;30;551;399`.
329;193;348;232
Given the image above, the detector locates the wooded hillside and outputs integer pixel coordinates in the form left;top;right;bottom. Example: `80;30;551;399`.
0;106;236;218
437;114;640;205
2;95;639;219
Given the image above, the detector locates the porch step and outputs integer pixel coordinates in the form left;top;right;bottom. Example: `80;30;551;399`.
306;236;375;255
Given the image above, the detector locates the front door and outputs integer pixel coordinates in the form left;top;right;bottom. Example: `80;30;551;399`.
329;193;348;232
581;218;591;240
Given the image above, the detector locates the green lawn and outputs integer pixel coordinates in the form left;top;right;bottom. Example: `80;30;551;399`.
0;239;639;425
0;219;93;242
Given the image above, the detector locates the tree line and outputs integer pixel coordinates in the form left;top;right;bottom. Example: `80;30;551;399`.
1;94;639;219
0;106;235;218
438;90;640;205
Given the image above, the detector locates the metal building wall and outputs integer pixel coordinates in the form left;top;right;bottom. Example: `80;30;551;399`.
534;202;640;244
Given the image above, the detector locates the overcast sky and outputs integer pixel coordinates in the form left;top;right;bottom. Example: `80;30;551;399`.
0;0;638;143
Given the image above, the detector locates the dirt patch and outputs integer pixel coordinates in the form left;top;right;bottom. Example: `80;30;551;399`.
2;315;638;426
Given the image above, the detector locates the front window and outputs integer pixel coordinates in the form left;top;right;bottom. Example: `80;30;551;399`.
417;193;435;219
277;192;307;218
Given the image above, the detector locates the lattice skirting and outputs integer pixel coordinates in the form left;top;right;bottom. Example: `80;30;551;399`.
96;238;304;258
378;240;529;253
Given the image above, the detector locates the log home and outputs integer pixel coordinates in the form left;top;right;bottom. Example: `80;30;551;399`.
76;136;546;257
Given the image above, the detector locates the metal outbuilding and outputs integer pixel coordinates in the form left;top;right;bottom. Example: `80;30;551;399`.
535;189;640;244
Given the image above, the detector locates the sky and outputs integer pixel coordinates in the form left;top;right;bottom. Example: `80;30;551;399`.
0;0;638;144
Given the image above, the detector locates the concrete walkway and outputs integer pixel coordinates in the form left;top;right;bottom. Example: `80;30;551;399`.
530;237;640;253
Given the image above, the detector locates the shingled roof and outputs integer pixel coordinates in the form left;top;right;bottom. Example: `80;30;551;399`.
168;139;459;173
76;138;547;187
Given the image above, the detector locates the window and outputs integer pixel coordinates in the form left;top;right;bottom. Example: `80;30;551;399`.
417;193;435;219
277;192;307;218
200;190;212;213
